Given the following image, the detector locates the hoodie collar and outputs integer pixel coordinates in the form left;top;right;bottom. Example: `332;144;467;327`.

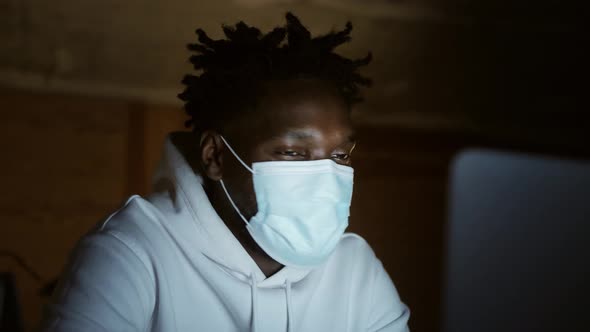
150;132;312;287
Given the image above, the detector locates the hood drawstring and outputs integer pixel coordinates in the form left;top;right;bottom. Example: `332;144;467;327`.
285;279;294;332
249;274;294;332
250;273;259;332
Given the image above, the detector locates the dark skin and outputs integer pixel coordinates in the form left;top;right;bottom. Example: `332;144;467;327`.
189;78;356;277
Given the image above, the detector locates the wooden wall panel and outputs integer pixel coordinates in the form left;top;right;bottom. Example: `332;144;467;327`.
349;127;464;332
0;89;130;331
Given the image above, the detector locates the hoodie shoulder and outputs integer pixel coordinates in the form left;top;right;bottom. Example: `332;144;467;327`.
85;195;166;264
325;232;381;276
97;195;162;235
339;232;378;261
334;234;410;331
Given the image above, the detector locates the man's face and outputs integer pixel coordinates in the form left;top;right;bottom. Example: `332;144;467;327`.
205;78;356;219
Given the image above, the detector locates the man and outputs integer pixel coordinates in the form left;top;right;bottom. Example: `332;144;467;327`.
43;13;410;332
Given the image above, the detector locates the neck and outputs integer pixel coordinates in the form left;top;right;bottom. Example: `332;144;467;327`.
205;181;284;277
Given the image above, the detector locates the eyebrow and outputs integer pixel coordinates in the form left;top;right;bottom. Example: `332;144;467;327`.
281;128;356;143
283;129;316;140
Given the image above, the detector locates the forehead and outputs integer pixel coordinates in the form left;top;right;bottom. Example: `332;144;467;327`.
251;79;354;142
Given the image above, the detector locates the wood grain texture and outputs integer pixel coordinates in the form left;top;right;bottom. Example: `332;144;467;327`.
0;89;130;331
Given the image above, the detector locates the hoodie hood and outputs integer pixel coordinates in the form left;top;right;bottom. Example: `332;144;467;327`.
150;132;312;288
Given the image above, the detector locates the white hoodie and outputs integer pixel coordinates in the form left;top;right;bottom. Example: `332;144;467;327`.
44;135;410;332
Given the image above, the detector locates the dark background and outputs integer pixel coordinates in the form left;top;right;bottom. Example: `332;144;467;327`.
0;1;587;331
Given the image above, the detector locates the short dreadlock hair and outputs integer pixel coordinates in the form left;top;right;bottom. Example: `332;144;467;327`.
178;12;372;133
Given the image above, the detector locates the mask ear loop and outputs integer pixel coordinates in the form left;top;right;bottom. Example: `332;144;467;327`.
218;135;253;226
219;179;250;225
219;135;254;173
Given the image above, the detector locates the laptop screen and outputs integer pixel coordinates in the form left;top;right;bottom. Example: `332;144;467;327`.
443;149;590;332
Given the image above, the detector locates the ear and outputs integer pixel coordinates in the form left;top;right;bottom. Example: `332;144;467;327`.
199;130;224;181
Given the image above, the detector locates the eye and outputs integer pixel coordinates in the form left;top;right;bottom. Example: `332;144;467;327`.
331;153;350;161
276;150;306;158
283;150;301;157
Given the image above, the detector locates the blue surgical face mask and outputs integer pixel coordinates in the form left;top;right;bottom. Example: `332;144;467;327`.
218;135;354;268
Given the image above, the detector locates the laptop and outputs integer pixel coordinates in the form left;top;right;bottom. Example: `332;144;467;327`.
443;149;590;332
